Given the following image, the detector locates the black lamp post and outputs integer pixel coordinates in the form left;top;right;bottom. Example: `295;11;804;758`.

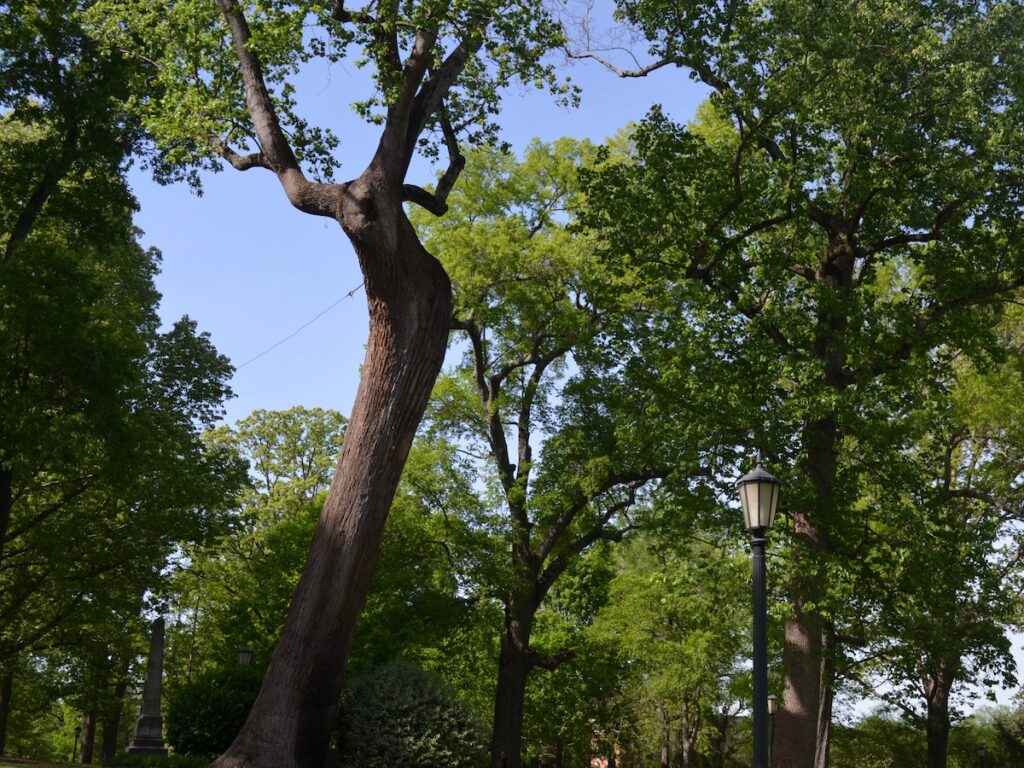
236;645;253;667
72;725;82;763
977;743;988;768
737;458;781;768
767;694;778;763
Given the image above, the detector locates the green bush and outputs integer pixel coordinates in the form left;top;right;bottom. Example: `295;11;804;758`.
105;753;209;768
335;662;487;768
165;665;263;759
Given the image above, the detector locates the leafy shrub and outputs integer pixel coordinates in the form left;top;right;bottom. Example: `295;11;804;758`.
165;665;263;759
106;753;208;768
335;662;487;768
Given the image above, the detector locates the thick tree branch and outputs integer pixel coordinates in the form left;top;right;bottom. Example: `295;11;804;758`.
861;196;972;258
212;136;270;171
3;123;79;263
401;107;466;215
857;275;1024;382
527;648;576;671
406;34;485;161
536;475;656;589
215;0;340;218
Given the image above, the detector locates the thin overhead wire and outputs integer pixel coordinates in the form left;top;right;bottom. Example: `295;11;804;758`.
235;281;365;370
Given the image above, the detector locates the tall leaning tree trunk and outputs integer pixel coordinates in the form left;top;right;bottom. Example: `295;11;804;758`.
490;603;538;768
213;177;452;768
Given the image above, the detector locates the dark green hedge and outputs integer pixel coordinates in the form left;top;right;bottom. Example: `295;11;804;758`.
164;665;263;760
335;661;486;768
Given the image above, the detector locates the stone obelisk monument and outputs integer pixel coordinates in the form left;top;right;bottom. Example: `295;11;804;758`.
126;617;168;755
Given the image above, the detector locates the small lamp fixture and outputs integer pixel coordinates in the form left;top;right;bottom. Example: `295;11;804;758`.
977;744;988;764
737;457;782;534
767;695;779;716
236;645;253;667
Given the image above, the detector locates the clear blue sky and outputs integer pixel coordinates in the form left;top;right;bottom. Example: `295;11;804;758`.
130;52;708;425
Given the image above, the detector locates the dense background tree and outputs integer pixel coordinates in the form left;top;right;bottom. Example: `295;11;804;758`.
165;407;346;677
587;537;751;768
1;3;242;751
413;138;712;766
575;2;1024;764
0;107;240;757
841;308;1024;768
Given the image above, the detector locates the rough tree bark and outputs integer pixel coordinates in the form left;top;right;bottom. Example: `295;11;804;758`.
213;177;451;768
206;0;463;765
491;605;536;768
924;665;953;768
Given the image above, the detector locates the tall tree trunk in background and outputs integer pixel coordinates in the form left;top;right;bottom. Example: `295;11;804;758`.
679;702;698;768
814;627;836;768
0;668;12;756
658;706;670;768
773;610;821;768
925;666;953;768
100;676;128;762
0;468;12;567
80;711;96;764
774;408;841;768
213;177;452;768
490;600;538;768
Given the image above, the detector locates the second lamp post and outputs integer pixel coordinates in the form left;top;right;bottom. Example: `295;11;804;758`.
737;458;781;768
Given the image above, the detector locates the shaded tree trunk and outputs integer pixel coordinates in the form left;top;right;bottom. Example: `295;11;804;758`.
773;614;821;768
658;705;671;768
679;702;698;768
80;711;96;764
490;602;537;768
813;626;835;768
773;273;845;768
0;668;12;756
924;666;953;768
100;676;128;762
0;468;12;567
213;179;452;768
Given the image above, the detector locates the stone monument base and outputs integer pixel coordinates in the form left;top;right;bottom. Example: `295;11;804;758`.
126;714;167;756
126;737;168;756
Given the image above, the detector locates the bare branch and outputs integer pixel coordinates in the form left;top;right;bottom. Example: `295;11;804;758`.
567;49;674;78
